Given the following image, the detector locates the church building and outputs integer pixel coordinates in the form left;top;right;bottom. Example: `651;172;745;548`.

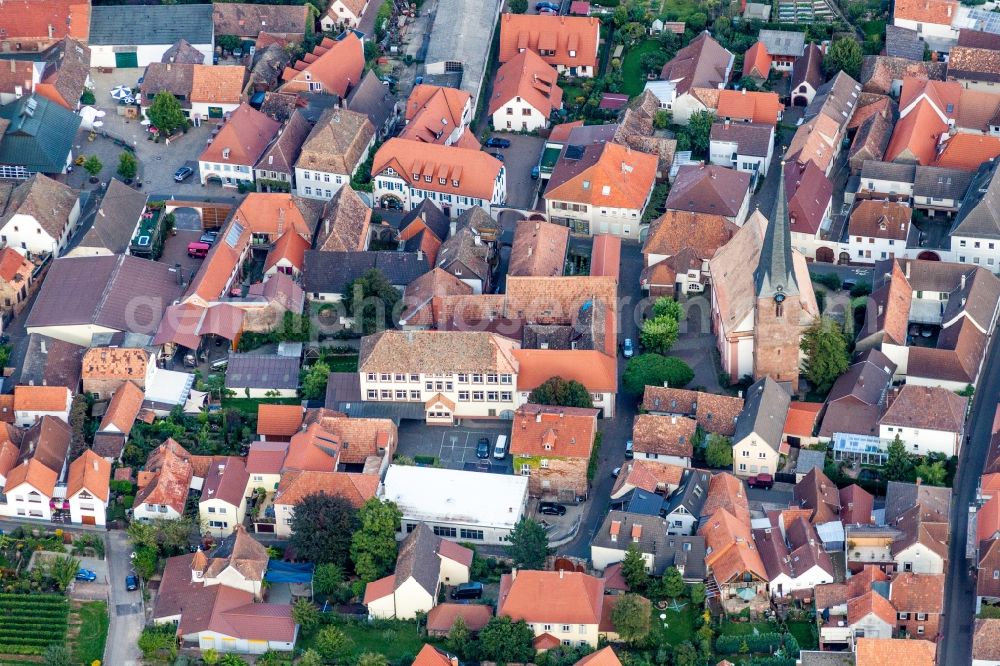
709;162;818;393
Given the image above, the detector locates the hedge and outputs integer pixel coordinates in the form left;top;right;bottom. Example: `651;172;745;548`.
715;632;784;654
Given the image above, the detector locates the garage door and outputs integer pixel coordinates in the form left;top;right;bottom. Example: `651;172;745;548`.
115;52;138;68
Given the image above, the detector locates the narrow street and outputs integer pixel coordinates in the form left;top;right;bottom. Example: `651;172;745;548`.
105;530;144;666
939;331;1000;665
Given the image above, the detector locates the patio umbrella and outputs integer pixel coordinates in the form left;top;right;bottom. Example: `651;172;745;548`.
140;118;151;126
123;96;135;105
110;85;132;99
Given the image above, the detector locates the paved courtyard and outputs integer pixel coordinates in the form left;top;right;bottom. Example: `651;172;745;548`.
488;133;545;211
397;421;514;474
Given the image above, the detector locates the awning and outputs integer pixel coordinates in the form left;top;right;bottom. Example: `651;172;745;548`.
264;560;314;583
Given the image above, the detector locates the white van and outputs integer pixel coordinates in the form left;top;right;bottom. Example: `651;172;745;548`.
493;435;508;460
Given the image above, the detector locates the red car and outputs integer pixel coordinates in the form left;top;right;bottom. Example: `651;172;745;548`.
747;473;774;489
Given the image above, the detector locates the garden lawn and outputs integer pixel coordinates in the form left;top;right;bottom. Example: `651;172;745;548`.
660;0;703;22
301;620;427;661
648;602;699;646
787;620;818;650
220;397;301;416
71;601;109;664
718;620;780;636
327;354;359;373
621;40;661;96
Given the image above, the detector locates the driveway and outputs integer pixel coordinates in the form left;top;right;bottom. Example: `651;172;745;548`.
105;530;144;666
397;421;514;474
487;133;545;210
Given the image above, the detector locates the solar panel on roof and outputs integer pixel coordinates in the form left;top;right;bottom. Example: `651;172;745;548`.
225;221;245;248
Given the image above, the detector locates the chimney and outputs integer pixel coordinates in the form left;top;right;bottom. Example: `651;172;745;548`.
167;62;171;72
536;411;542;423
511;568;518;581
671;415;677;424
527;246;533;257
8;60;13;73
905;261;910;279
417;250;424;261
559;569;565;579
741;88;746;95
449;219;457;237
962;273;967;290
916;477;922;486
421;211;426;222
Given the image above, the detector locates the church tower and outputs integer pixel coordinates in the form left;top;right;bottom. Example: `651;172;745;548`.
753;162;803;392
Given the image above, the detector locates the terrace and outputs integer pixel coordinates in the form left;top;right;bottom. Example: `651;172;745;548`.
129;208;162;257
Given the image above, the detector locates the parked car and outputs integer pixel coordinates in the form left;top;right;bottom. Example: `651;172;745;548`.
612;466;621;478
485;137;511;149
75;569;97;582
187;241;211;258
173;166;194;182
747;473;774;489
125;574;139;591
200;230;219;245
450;582;484;600
625;439;634;459
476;437;490;459
539;502;566;516
488;152;505;162
842;279;856;291
531;165;540;179
536;1;560;9
493;435;508;460
623;338;635;358
538;6;557;13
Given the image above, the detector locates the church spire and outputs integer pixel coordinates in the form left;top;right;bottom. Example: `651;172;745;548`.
755;160;799;301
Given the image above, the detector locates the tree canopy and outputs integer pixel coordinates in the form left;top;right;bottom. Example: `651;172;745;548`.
345;268;401;335
506;517;550;570
621;543;649;592
611;593;652;643
704;433;734;469
350;498;403;585
479;617;536;665
147;92;187;136
824;37;863;79
289;493;359;566
622;354;694;394
800;317;850;392
527;376;594;409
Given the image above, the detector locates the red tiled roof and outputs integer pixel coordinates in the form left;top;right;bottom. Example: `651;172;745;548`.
743;42;771;79
499;14;600;70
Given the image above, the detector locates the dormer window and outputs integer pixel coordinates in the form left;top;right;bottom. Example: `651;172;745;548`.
222;148;231;159
413;172;420;180
439;177;446;185
452;179;459;186
569;50;576;57
424;175;432;183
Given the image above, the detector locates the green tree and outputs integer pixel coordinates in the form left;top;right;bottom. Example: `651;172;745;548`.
137;624;177;661
652;297;683;321
479;617;536;665
315;625;354;662
824;37;863;79
447;616;475;660
621;543;649;592
48;555;80;591
220;655;249;666
42;644;71;666
217;35;242;53
640;315;680;355
289;493;359;566
611;593;652;643
357;653;389;666
292;598;320;633
345;268;402;335
883;434;913;482
509;0;528;11
640;50;669;76
132;545;158;579
314;562;344;596
527;376;595;409
705;434;734;469
622;354;694;394
300;361;331;400
662;566;685;599
914;459;947;486
117;151;137;181
298;650;323;666
507;517;550;569
83;155;103;178
653;110;670;130
202;648;220;665
673;641;699;666
687;110;715;156
800;317;850;392
350;498;403;585
147;92;188;136
689;582;706;606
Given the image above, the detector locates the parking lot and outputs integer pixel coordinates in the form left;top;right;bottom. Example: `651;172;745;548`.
487;133;546;210
397;421;514;474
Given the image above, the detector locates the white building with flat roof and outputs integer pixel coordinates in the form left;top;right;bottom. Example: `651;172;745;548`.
381;465;529;545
